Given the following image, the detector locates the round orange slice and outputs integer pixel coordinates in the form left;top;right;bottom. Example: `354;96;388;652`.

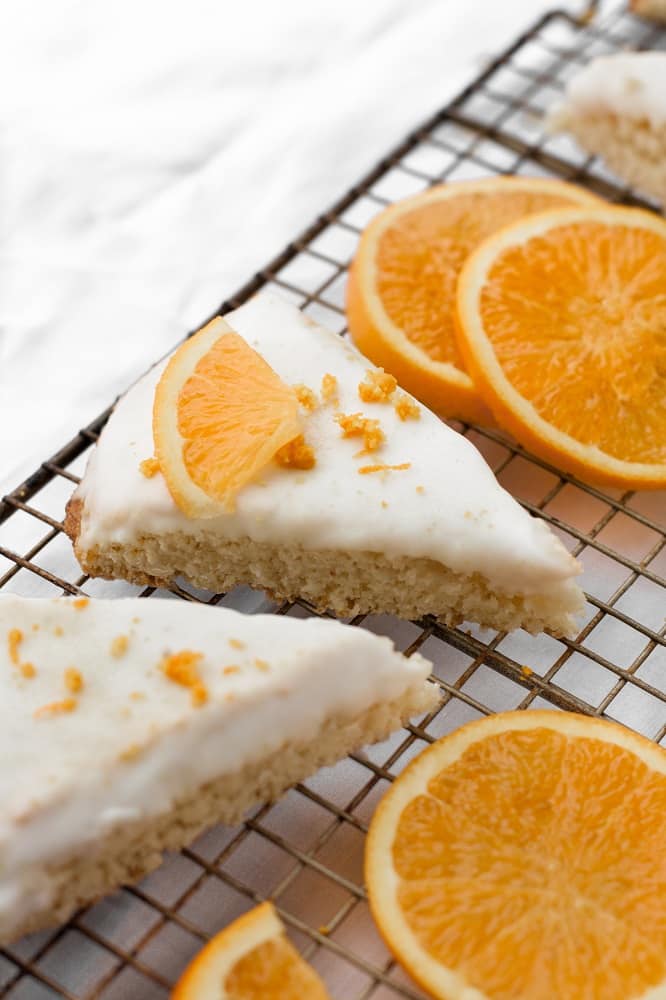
172;901;330;999
153;318;303;517
456;205;666;489
346;177;600;423
366;710;666;1000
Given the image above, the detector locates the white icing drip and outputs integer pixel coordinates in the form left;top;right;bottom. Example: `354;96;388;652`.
555;52;666;128
0;595;433;929
75;293;580;597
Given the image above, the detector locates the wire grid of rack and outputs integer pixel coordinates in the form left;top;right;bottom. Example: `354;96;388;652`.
1;3;665;998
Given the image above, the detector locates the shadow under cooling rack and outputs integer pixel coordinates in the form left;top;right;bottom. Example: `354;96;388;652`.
1;4;664;998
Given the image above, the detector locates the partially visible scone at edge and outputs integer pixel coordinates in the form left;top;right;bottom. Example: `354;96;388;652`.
631;0;666;23
546;52;666;206
0;594;438;946
65;293;584;637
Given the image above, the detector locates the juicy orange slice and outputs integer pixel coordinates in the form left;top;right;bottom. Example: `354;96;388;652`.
154;318;303;516
456;205;666;489
346;177;600;423
172;902;330;999
366;710;666;1000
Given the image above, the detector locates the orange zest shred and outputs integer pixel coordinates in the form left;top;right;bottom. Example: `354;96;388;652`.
110;635;129;658
223;665;240;676
358;368;397;403
161;650;208;708
31;624;40;632
294;384;319;412
336;412;385;453
73;598;89;611
54;626;64;637
394;394;421;421
274;434;316;470
119;743;143;762
228;638;245;650
34;697;77;719
21;662;36;679
7;628;23;665
140;457;161;478
64;667;84;694
416;485;425;494
321;373;339;403
255;658;270;672
359;462;411;475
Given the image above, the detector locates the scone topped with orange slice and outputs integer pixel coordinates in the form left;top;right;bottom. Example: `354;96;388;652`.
346;176;600;422
66;293;584;635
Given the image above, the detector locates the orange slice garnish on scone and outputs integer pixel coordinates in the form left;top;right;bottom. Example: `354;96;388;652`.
346;177;600;423
366;710;666;1000
154;319;304;516
171;901;330;999
456;205;666;489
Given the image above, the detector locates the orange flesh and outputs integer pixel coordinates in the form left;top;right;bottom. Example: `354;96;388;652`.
393;727;666;1000
225;936;329;999
478;222;666;464
177;333;302;507
376;190;577;367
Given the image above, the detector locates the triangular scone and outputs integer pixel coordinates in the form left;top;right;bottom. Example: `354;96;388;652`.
0;595;437;945
547;52;666;206
66;293;583;635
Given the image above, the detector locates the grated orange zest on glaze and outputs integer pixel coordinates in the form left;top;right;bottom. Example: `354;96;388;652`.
20;663;36;679
7;629;23;665
336;412;385;453
293;384;319;412
110;635;129;658
160;650;208;707
358;462;411;475
64;668;84;694
394;394;421;421
140;457;161;478
228;638;245;650
255;658;270;672
358;368;397;403
274;435;316;470
34;698;77;719
73;598;89;611
321;373;339;403
223;665;240;676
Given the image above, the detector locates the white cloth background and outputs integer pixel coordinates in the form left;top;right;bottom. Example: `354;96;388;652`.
1;0;558;496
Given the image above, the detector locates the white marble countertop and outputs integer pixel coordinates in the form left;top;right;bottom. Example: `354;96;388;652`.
0;0;560;495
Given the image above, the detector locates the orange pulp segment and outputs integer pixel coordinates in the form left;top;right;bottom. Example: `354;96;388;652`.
456;205;666;488
346;176;600;423
154;319;303;516
171;901;330;999
366;710;666;1000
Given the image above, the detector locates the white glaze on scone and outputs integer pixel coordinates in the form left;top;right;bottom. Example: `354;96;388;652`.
551;52;666;128
0;595;433;928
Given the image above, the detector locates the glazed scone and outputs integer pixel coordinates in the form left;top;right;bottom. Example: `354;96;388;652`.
66;293;584;636
631;0;666;23
0;595;437;945
547;52;666;205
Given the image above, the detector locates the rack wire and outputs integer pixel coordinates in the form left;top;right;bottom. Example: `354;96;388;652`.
1;3;665;997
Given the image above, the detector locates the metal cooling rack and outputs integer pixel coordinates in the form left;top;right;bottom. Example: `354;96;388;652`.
1;3;665;997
